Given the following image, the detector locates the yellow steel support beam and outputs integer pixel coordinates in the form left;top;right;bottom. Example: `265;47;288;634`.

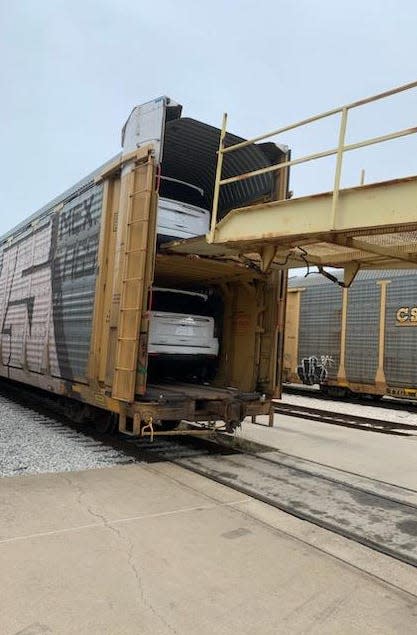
200;80;417;272
210;175;417;252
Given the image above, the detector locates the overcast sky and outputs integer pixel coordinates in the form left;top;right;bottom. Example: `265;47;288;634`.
1;0;417;236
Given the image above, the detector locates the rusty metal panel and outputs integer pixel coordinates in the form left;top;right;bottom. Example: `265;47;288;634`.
52;185;103;381
345;280;380;384
385;274;417;387
295;276;342;384
0;220;56;373
283;290;300;382
0;184;103;382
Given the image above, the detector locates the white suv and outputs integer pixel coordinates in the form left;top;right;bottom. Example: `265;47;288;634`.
157;178;209;241
148;288;219;359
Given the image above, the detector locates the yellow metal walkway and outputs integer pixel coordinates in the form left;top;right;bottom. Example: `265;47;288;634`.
168;80;417;285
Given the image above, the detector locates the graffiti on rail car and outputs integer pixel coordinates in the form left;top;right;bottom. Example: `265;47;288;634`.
0;185;103;381
297;354;335;385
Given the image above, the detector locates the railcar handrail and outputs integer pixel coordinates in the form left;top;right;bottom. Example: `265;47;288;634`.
209;80;417;243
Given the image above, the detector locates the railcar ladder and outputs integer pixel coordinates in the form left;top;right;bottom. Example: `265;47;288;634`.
112;156;155;402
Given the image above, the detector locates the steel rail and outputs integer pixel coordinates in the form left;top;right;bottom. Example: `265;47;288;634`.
283;384;417;413
173;450;417;569
218;125;417;187
273;401;417;435
221;79;417;155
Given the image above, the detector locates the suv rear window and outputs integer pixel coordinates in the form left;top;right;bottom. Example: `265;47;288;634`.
151;289;212;316
159;178;206;208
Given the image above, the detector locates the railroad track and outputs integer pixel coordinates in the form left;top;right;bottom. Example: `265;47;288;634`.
2;381;417;568
284;384;417;413
274;401;417;435
93;430;417;568
171;439;417;569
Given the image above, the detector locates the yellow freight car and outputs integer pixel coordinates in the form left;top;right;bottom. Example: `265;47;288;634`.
0;97;289;435
284;270;417;400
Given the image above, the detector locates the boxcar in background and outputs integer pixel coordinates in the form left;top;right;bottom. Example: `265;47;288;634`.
284;270;417;399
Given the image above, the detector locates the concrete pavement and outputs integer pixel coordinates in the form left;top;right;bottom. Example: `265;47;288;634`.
240;412;417;489
1;462;417;634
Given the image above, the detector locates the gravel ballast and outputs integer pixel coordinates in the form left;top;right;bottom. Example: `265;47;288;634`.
0;392;132;478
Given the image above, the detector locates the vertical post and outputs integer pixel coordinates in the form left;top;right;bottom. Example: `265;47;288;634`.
337;287;348;385
375;280;390;390
331;107;348;229
208;112;228;243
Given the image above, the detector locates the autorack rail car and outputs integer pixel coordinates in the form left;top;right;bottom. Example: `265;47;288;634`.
4;82;417;434
0;97;289;435
284;269;417;400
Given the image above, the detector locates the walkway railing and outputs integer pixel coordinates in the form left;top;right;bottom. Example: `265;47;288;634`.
209;80;417;243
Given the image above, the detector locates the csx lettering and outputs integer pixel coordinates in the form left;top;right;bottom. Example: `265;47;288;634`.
396;306;417;323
